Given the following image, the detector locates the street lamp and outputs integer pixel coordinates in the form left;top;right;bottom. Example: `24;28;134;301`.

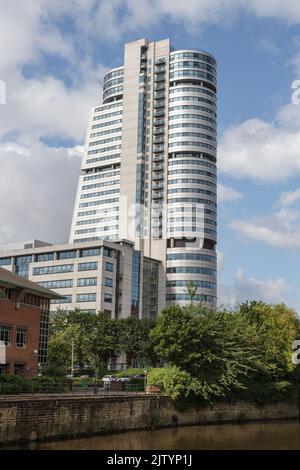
144;369;147;393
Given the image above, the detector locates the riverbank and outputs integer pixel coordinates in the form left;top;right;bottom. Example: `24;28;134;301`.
0;394;298;446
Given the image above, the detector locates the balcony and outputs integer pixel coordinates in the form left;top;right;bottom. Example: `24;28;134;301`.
154;118;164;126
153;126;164;135
152;190;164;199
154;109;165;118
155;65;166;73
154;92;165;100
153;163;164;171
153;182;164;190
153;155;164;163
154;74;165;83
154;100;165;109
153;144;164;153
154;82;165;91
155;57;166;65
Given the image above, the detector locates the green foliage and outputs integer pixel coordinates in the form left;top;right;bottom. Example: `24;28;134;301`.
0;374;69;395
147;366;192;400
119;317;157;367
115;368;145;378
150;303;299;404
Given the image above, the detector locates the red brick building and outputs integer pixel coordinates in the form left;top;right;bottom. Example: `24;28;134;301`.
0;267;61;377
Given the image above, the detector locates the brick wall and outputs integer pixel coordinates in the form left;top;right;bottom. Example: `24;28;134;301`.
0;396;298;446
0;292;40;376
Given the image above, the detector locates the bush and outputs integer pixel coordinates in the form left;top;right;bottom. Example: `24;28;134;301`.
0;374;69;394
147;366;192;400
115;368;145;378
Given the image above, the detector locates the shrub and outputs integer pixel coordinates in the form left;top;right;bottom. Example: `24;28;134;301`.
147;366;192;400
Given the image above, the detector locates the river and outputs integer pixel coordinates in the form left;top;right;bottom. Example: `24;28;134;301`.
13;419;300;450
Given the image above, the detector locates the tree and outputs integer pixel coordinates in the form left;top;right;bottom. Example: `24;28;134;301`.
119;317;157;367
184;281;198;304
150;305;259;402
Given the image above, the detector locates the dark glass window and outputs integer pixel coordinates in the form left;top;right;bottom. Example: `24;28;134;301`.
80;248;101;257
131;251;141;317
105;278;113;288
78;262;98;271
0;258;11;266
105;262;113;272
57;250;77;260
35;253;54;262
104;293;112;303
16;328;27;348
0;326;12;345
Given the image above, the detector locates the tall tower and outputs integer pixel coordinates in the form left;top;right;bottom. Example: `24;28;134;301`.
70;38;217;308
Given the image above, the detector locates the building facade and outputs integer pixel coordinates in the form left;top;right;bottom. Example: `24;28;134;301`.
0;267;61;376
69;38;217;307
0;239;162;319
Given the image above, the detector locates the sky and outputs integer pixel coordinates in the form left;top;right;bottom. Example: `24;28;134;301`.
1;0;300;310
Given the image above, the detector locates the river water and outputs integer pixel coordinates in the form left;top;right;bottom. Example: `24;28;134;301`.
17;419;300;450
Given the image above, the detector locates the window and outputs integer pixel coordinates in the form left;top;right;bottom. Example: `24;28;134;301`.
0;326;12;346
105;262;113;272
0;287;12;301
80;248;101;257
78;262;98;271
105;278;113;288
35;253;54;262
51;295;72;304
38;280;73;289
16;328;27;348
0;364;6;374
103;247;113;257
76;293;96;302
104;293;112;303
33;264;74;275
77;277;97;287
57;250;77;260
0;257;11;266
22;294;40;307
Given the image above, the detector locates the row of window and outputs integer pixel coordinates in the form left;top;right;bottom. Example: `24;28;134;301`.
75;225;118;235
94;101;122;113
170;52;216;66
103;76;123;89
168;206;217;217
0;326;27;347
170;70;216;85
79;197;119;208
166;293;216;303
168;227;217;236
91;118;122;130
90;126;122;139
88;135;122;147
170;61;215;73
103;68;124;83
169;95;216;108
80;188;120;200
169;131;216;143
82;178;120;191
169;104;216;116
168;178;216;187
166;279;216;289
168;187;216;197
169;122;216;134
168;197;217;208
87;144;122;155
169;86;216;98
168;168;216;179
166;253;216;262
168;217;217;226
169;113;215;124
103;85;123;99
169;141;216;152
76;215;119;226
166;266;216;275
168;156;216;170
38;275;113;289
78;206;119;218
83;169;120;182
86;153;121;164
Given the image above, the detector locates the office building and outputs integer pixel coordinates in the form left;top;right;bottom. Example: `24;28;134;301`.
69;38;217;307
0;239;162;319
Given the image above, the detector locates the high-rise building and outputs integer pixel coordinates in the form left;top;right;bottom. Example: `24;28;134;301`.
70;38;217;307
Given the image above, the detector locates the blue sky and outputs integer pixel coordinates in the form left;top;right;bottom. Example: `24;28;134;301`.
1;1;300;310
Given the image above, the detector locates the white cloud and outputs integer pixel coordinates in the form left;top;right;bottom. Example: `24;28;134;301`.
229;189;300;249
0;142;82;244
218;269;291;307
218;183;242;203
258;37;281;55
219;116;300;182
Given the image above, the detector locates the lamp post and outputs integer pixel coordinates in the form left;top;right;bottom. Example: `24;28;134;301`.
144;369;147;394
71;338;74;380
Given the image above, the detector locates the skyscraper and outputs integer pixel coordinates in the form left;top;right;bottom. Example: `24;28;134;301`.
69;38;217;307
